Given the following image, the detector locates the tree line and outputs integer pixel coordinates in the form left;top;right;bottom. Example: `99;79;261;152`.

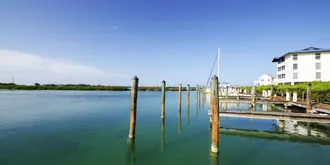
0;83;199;91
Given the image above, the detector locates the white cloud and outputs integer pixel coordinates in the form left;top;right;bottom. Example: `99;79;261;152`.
0;50;129;85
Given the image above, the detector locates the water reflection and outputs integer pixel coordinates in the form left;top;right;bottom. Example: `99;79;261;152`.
127;139;135;165
178;107;182;135
196;100;199;118
187;102;190;124
161;119;165;152
210;153;219;165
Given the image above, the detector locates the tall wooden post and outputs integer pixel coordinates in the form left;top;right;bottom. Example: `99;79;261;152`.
293;91;298;103
129;76;139;139
196;85;199;103
250;86;256;109
270;87;273;101
306;83;312;113
178;83;182;109
161;80;166;119
302;91;305;101
187;84;190;106
209;83;214;128
211;75;219;154
237;87;240;100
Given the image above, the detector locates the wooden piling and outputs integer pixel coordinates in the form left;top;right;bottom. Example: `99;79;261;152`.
306;83;312;113
178;83;182;109
293;91;298;103
209;84;213;128
187;84;190;106
161;80;166;119
226;86;228;99
237;87;240;100
128;76;139;139
196;85;199;103
270;87;273;101
250;86;256;109
302;91;305;101
211;75;219;154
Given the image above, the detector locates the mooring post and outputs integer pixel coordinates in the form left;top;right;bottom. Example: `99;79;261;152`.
211;75;219;154
289;91;292;101
161;80;166;119
196;85;199;103
178;83;182;109
285;91;290;101
237;87;240;100
187;84;190;106
250;86;256;109
225;86;228;99
270;87;273;101
293;91;298;103
209;84;213;128
128;76;139;139
302;91;305;101
306;83;312;113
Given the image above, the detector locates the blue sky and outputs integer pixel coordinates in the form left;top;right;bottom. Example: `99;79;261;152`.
1;0;330;86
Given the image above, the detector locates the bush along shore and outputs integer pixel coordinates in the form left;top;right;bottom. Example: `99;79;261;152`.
241;81;330;102
0;83;198;91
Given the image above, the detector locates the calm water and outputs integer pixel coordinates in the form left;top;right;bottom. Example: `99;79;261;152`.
0;91;330;165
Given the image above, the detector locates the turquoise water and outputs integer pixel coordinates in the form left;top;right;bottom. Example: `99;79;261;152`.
0;91;330;165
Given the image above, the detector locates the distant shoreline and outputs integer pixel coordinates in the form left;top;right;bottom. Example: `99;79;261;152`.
0;83;195;91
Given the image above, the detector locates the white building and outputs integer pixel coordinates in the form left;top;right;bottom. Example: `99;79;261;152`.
272;47;330;85
256;74;276;86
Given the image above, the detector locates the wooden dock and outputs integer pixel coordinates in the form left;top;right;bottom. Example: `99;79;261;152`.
219;128;330;145
208;110;330;123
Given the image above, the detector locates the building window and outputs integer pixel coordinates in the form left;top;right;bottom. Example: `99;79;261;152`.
261;79;264;82
293;64;298;70
281;74;285;79
293;73;298;79
315;53;321;60
278;75;281;79
281;65;285;70
316;63;321;70
268;78;270;82
316;72;321;79
278;67;281;72
293;54;298;61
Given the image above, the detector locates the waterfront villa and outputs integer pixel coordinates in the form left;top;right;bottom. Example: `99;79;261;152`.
255;74;277;86
272;47;330;85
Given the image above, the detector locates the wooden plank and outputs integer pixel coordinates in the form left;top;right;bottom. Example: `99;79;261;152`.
208;110;330;123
